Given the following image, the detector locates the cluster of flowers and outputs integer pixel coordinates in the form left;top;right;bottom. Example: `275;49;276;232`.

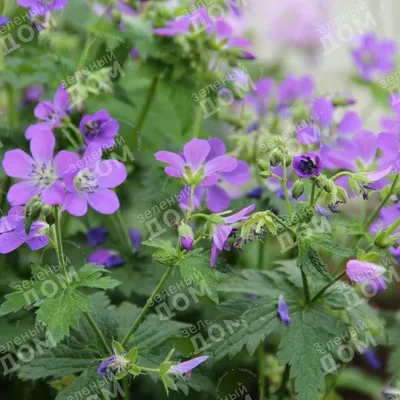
0;85;127;254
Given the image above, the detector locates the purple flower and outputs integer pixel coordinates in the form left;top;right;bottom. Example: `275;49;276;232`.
170;355;209;374
97;356;117;376
346;260;386;284
363;348;381;370
353;33;396;81
180;234;193;251
210;204;255;267
297;99;362;145
79;110;119;147
2;129;67;206
87;227;108;247
293;152;322;178
17;0;69;15
27;85;70;135
247;187;263;199
22;85;44;105
277;75;314;109
177;138;250;213
154;7;211;37
88;249;125;268
277;295;290;325
0;207;49;254
129;229;142;250
60;143;127;216
155;138;238;187
246;78;274;116
0;16;10;27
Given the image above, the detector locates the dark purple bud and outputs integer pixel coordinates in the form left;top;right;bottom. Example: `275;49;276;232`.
87;227;108;247
129;229;142;250
277;295;290;325
180;234;193;251
0;16;10;27
130;48;140;59
247;121;259;133
23;85;44;104
364;348;381;370
105;255;125;269
241;51;256;60
246;186;263;199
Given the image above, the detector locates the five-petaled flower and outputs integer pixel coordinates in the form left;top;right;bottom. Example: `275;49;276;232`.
3;130;68;206
60;143;127;216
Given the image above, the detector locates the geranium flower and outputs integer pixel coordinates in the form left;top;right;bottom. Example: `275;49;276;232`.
79;110;119;146
352;33;396;81
0;16;10;27
293;153;322;178
277;295;290;325
129;229;142;250
346;260;386;284
297;97;362;145
22;85;44;107
3;129;67;206
60;143;127;216
155;138;238;186
88;249;125;268
277;75;314;111
87;227;108;247
0;207;49;254
246;78;274;117
26;85;70;138
170;355;209;374
178;138;250;213
17;0;69;15
210;204;255;267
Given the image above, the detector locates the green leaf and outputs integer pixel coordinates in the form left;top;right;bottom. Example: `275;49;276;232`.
309;233;354;257
278;304;347;400
74;264;121;290
178;249;219;303
142;239;179;266
211;298;281;360
298;240;332;283
389;347;400;381
36;288;92;344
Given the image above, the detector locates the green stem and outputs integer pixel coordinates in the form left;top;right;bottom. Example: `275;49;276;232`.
114;210;132;253
331;171;352;182
52;207;110;355
257;241;265;400
257;342;265;400
364;174;399;231
191;105;203;138
61;128;80;149
140;366;160;373
123;376;130;400
300;264;310;304
276;364;290;399
5;83;17;128
282;159;292;219
309;180;316;206
332;174;399;275
83;312;110;355
385;217;400;236
67;123;84;145
187;186;195;218
53;207;67;277
121;266;174;346
127;76;159;153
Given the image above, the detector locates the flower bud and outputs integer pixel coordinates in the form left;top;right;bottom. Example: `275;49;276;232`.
291;180;304;199
374;230;399;249
269;149;283;167
178;223;194;251
284;154;292;167
323;179;334;193
111;9;122;25
257;159;270;172
24;197;43;234
259;170;272;179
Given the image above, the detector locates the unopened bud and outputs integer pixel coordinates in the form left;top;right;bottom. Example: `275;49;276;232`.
259;170;272;179
292;180;305;199
257;159;270;172
178;223;194;251
270;149;283;167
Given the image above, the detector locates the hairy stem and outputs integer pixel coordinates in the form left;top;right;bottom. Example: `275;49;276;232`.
52;207;110;354
83;312;110;355
127;76;159;153
282;159;292;219
300;265;310;304
257;241;266;400
121;266;174;346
